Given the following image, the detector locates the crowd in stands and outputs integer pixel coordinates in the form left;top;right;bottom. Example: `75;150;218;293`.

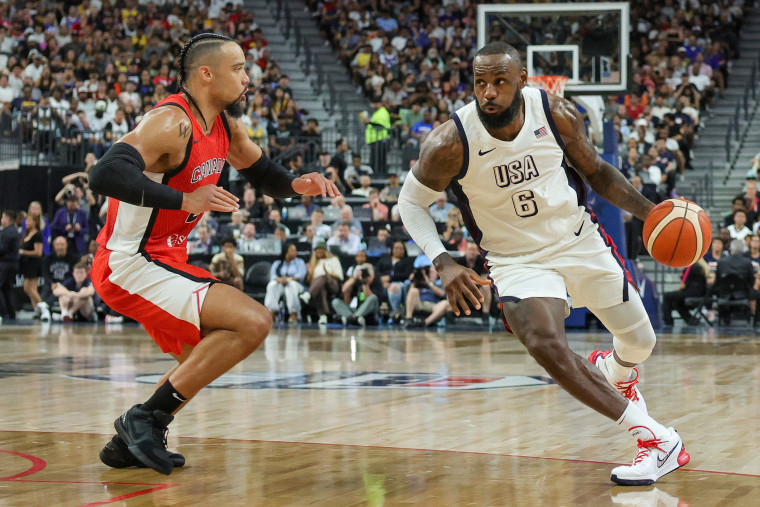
0;0;755;327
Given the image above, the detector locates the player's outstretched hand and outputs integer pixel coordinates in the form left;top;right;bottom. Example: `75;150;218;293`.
438;263;491;317
182;185;239;214
292;172;340;198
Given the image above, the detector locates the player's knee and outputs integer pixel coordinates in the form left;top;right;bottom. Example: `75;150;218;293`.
239;308;272;348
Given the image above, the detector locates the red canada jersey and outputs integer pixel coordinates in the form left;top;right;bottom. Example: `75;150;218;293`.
97;94;231;261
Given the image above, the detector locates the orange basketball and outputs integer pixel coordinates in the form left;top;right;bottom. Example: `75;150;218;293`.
642;198;712;268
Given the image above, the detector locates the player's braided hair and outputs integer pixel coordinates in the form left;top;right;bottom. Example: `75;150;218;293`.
176;33;234;132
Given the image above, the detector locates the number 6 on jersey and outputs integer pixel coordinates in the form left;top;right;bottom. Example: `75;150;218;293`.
512;190;538;217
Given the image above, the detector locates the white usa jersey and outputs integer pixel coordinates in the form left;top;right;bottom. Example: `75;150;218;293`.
450;87;591;258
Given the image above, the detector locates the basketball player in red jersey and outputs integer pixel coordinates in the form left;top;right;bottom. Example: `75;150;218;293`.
88;34;339;475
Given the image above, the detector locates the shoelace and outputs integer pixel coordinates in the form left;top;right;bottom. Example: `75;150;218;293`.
614;368;640;401
633;437;667;464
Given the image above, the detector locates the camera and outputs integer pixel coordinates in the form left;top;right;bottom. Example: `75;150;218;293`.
64;188;75;200
412;266;429;287
360;268;372;281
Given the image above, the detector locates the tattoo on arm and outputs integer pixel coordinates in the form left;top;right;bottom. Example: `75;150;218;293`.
552;97;654;221
179;123;190;139
414;120;463;191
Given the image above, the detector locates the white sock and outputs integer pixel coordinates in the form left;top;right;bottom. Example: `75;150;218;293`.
616;401;669;439
606;350;634;383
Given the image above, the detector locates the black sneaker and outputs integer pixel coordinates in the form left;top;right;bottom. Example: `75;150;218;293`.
114;404;176;475
100;434;185;468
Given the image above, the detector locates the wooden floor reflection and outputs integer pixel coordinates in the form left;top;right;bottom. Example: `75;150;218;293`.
0;322;759;505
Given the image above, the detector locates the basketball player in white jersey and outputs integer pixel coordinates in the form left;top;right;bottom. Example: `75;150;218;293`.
398;42;689;486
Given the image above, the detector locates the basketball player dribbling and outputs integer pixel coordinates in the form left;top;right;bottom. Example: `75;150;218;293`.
88;34;339;475
398;42;689;486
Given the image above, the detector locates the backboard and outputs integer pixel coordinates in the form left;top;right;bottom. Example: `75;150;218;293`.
477;2;629;95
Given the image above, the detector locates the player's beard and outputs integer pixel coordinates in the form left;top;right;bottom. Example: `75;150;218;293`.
476;87;523;130
225;96;246;118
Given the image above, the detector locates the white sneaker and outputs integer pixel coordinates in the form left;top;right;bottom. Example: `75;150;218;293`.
318;314;328;326
356;316;365;327
299;292;311;304
588;350;647;414
611;427;690;486
40;308;51;322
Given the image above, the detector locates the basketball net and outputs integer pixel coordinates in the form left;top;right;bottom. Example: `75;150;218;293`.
527;75;569;98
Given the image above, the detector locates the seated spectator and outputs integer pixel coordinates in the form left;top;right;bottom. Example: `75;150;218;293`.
724;197;753;228
410;108;434;146
331;253;380;326
188;225;215;255
303;242;344;325
728;210;752;242
41;234;79;315
264;242;307;323
351;174;375;198
209;238;244;291
375;240;414;320
217;211;245;241
379;171;402;204
237;223;261;253
327;221;363;255
18;213;44;318
298;224;317;250
362;188;389;221
331;205;363;237
429;192;455;223
403;263;451;328
240;187;257;220
457;240;492;315
324;166;347;196
260;209;290;236
293;195;318;219
51;194;88;254
309;207;333;241
748;235;760;270
662;259;708;326
442;207;467;241
714;239;755;325
53;261;95;323
344;154;373;190
445;227;468;252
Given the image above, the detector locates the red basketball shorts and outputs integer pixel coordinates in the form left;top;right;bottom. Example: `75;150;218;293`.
92;249;217;355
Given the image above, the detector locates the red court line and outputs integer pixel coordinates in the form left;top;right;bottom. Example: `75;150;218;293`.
80;484;178;506
0;449;47;480
2;430;759;479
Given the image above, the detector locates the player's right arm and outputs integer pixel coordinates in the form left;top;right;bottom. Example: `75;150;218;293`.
89;107;239;214
398;120;489;316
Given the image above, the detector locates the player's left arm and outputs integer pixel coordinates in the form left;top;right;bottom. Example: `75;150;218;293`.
225;116;339;199
551;96;655;221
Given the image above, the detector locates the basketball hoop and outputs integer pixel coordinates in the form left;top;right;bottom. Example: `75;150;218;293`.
527;75;569;97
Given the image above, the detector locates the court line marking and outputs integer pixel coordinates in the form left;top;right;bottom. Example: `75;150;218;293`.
0;448;179;506
3;430;760;479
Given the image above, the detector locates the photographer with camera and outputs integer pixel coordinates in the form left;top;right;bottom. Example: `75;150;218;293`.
51;191;89;255
403;260;451;328
331;250;381;326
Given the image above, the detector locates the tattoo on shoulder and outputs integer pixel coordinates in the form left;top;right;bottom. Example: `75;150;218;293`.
178;122;191;139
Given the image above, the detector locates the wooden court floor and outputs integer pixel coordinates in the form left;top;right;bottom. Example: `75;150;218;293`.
0;321;759;506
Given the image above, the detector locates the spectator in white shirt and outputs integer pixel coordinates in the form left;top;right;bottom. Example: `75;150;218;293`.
327;222;363;255
728;210;753;241
0;74;17;106
24;50;46;82
118;80;140;109
310;207;332;241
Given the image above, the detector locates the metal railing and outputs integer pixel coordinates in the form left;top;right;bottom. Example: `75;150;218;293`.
724;58;760;165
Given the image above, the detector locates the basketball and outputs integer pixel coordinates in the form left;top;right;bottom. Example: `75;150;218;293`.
642;198;712;268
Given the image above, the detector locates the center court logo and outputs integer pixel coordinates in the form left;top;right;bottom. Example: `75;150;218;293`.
70;371;556;390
